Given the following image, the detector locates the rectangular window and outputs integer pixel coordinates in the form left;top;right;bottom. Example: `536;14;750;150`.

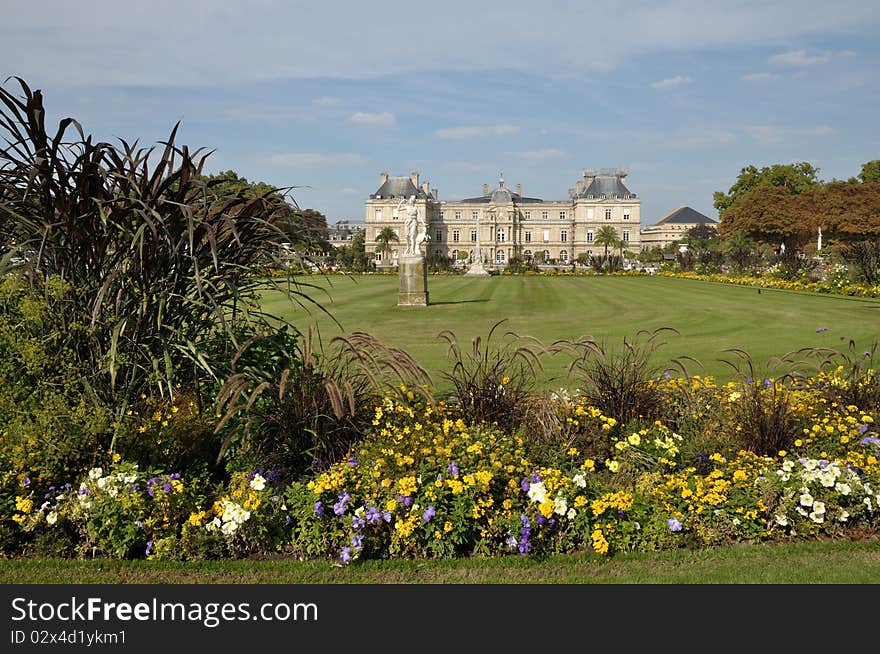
623;230;630;242
524;211;531;221
623;208;631;220
541;211;549;221
435;229;442;242
559;211;567;221
472;210;479;221
605;208;612;220
587;231;594;242
453;230;460;243
439;210;445;220
524;231;531;243
374;252;382;261
470;230;477;242
560;229;568;243
587;207;594;220
455;210;462;220
542;229;550;242
497;229;505;242
375;209;383;221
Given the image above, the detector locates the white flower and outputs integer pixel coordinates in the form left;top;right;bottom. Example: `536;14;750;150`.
864;497;873;512
221;521;239;536
249;474;266;491
553;495;568;516
732;517;741;526
567;508;577;519
96;477;107;489
782;460;794;473
799;492;814;507
627;433;641;446
774;514;788;526
819;471;836;488
572;473;587;488
205;517;221;532
796;506;808;517
803;459;818;471
527;481;547;504
46;511;57;525
835;482;852;496
811;501;826;515
88;467;103;480
838;510;850;522
106;486;118;498
809;511;824;523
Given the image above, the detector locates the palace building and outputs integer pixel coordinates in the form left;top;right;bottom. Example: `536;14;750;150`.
364;169;641;269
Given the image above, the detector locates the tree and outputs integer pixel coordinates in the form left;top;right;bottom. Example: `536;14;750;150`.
717;185;809;246
594;226;619;270
374;227;400;263
336;230;369;272
713;162;821;217
856;160;880;184
684;224;719;250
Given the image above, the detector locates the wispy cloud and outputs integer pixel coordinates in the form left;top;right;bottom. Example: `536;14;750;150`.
314;96;339;105
742;72;780;81
745;125;835;144
651;75;692;89
650;128;736;148
514;148;564;160
440;161;496;173
347;111;396;127
434;124;519;139
268;153;365;167
768;49;831;66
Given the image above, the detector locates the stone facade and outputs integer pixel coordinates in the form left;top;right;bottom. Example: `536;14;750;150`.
364;169;641;270
639;206;718;250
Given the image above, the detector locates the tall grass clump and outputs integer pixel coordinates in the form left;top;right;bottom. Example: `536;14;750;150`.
437;320;547;434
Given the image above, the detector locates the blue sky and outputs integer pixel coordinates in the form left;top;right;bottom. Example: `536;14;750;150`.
3;1;879;225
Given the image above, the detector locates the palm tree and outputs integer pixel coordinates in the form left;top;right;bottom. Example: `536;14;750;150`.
374;227;400;264
594;226;619;270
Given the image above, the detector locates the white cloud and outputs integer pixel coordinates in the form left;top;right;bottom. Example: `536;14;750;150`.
514;148;564;160
651;75;692;89
346;111;396;127
2;3;877;86
651;128;736;148
314;96;339;105
768;49;831;66
434;124;520;139
745;125;835;143
742;72;779;81
268;153;365;167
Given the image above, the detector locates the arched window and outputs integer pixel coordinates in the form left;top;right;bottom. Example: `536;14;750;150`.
543;250;550;261
451;249;458;260
560;250;568;262
523;249;533;260
496;249;506;263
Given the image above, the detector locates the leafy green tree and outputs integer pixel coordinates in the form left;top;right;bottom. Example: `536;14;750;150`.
684;224;719;250
336;230;369;271
713;162;821;217
856;160;880;184
374;227;400;262
594;226;619;259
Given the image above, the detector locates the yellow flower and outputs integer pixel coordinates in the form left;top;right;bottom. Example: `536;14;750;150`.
501;376;511;385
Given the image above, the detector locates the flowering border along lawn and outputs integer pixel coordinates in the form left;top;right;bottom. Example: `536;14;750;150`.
9;366;880;566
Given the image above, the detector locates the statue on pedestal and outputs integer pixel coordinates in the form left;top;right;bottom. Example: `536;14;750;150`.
397;195;427;257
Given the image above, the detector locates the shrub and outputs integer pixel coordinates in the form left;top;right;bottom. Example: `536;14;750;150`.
437;320;546;434
552;328;678;429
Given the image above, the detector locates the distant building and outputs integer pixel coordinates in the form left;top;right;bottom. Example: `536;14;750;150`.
328;220;365;248
640;206;717;250
364;169;641;269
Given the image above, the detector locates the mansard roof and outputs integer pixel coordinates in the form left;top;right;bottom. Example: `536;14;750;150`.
571;170;637;200
370;176;429;200
653;206;717;226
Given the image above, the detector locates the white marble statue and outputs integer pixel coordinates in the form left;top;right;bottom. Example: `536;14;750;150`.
397;195;427;256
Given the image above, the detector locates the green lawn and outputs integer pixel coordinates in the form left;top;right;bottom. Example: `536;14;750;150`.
262;274;880;393
2;540;879;583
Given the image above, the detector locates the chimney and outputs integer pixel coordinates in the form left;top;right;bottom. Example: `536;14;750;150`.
410;171;419;188
431;187;438;200
576;180;586;194
516;183;522;197
482;183;489;196
421;181;430;195
380;171;389;184
584;169;596;185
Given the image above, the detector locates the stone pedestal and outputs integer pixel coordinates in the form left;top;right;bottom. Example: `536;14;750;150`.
398;255;429;306
464;260;491;276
